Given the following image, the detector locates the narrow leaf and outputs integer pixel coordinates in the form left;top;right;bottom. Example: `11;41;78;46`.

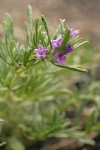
58;26;70;52
53;19;65;39
3;14;18;66
34;18;39;46
60;19;65;36
26;5;33;46
41;16;52;49
74;41;89;49
51;62;88;73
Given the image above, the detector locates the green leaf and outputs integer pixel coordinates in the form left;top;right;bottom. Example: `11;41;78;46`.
8;137;25;150
0;119;4;122
23;50;32;67
41;16;52;49
53;19;65;39
3;13;18;66
38;28;47;47
3;13;14;42
58;26;70;52
51;62;88;73
59;19;66;36
0;142;6;147
27;5;33;24
34;18;39;46
78;138;95;145
0;51;10;65
25;5;33;47
85;112;95;133
74;41;89;49
74;99;87;125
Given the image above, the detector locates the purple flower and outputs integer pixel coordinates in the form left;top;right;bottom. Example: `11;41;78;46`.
55;53;66;65
52;38;62;49
65;45;74;53
34;44;48;59
70;28;79;37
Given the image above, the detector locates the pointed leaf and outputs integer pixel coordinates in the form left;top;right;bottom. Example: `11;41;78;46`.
58;26;70;52
52;62;88;73
53;19;65;39
34;18;39;46
25;5;33;46
41;16;52;49
74;41;89;49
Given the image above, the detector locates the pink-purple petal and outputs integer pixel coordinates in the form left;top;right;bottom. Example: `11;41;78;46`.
33;44;48;59
70;28;79;37
34;49;38;54
41;54;46;58
52;38;62;49
55;53;66;65
36;53;41;58
38;44;43;50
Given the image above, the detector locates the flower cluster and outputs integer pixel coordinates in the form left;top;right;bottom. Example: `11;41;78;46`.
51;38;74;64
33;28;79;65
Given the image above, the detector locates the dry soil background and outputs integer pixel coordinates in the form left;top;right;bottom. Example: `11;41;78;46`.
0;0;100;44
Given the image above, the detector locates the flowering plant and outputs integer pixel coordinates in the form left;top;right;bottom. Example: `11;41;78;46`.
1;5;98;150
0;5;88;73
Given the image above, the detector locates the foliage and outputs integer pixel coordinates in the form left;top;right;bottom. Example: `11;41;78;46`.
0;5;100;150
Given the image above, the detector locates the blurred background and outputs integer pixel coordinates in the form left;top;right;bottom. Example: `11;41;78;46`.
0;0;100;45
0;1;100;150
